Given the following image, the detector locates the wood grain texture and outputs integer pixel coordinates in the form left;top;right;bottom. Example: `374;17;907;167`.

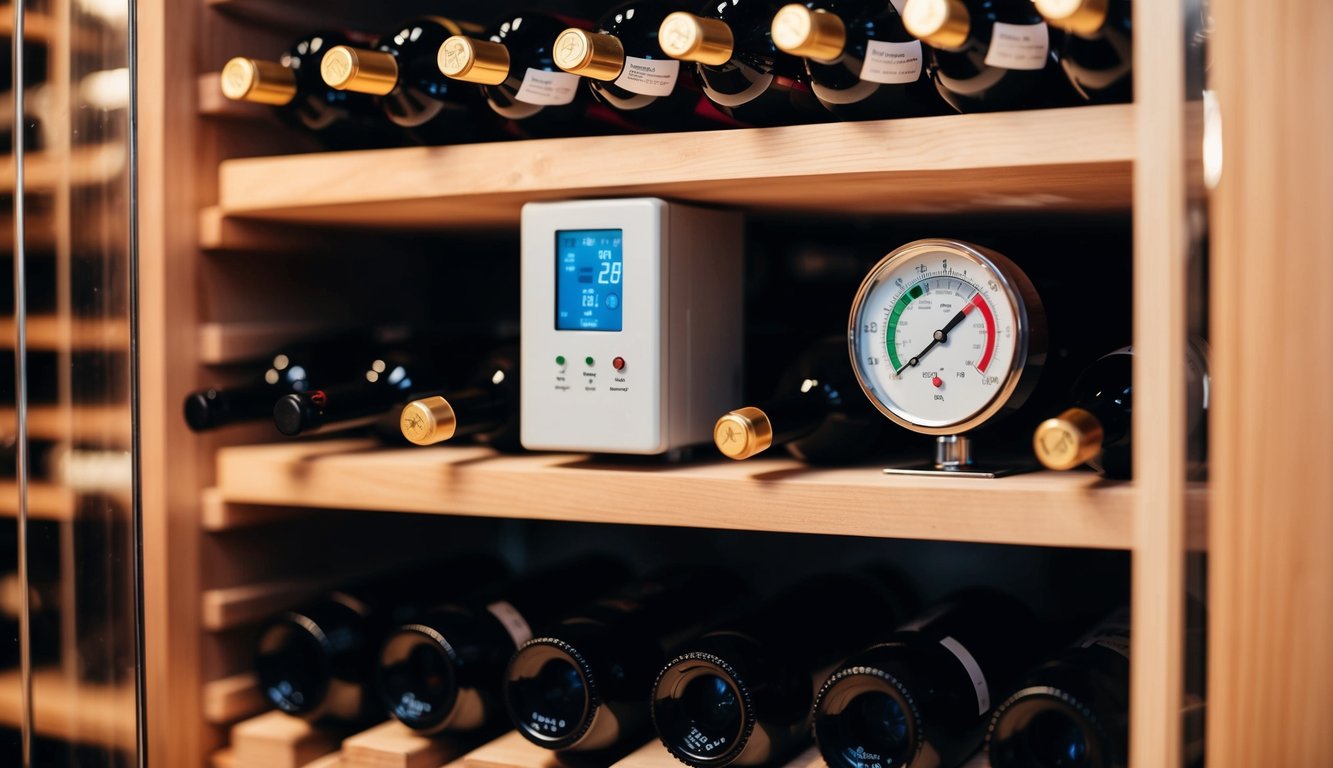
201;487;313;531
462;731;575;768
1208;0;1333;765
211;440;1210;550
0;666;136;750
231;711;345;768
216;105;1134;229
203;672;267;725
341;721;469;768
0;316;130;351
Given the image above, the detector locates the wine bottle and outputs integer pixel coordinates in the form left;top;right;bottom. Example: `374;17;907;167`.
652;572;915;767
255;555;509;723
1035;0;1132;104
901;0;1073;113
220;31;396;148
378;555;632;734
183;333;376;432
552;0;742;130
1032;341;1210;479
399;345;520;450
769;0;943;120
657;0;826;126
714;336;884;464
504;566;751;754
812;590;1043;768
438;12;603;138
320;17;491;144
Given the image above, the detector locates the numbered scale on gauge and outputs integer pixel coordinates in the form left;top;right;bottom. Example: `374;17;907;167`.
849;239;1047;477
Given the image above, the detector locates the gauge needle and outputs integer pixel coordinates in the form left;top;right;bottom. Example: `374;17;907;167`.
895;305;973;375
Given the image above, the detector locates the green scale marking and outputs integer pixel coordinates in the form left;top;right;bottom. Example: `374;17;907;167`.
886;283;925;371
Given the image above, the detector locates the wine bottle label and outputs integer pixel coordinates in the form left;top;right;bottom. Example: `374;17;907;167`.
939;635;990;715
516;68;581;106
859;39;925;84
486;600;534;647
614;56;680;96
983;22;1050;71
1077;607;1131;659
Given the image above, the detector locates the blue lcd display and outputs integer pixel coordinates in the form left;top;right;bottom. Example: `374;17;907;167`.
556;229;624;331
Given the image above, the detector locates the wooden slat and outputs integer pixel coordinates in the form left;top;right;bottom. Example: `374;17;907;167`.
0;480;77;520
201;486;313;531
214;439;1207;550
196;320;339;365
0;666;136;750
203;672;268;725
1208;0;1333;765
462;731;576;768
217;105;1135;229
0;143;128;193
0;405;132;445
0;315;131;351
342;721;469;768
202;577;340;631
231;710;346;768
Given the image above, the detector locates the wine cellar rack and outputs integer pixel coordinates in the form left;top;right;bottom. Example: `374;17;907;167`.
129;0;1333;767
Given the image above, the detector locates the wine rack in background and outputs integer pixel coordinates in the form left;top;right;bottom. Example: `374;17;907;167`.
2;0;135;763
133;1;1323;768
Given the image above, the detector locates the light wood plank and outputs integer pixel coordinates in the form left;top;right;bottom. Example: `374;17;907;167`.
204;672;267;725
1208;0;1333;765
211;440;1205;550
0;666;136;750
0;143;128;193
201;486;313;531
0;405;132;445
0;481;77;520
0;316;131;351
462;731;574;768
342;721;469;768
231;710;345;768
217;105;1135;229
197;320;340;365
202;576;339;631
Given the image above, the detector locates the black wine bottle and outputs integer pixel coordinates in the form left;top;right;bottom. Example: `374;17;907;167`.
255;555;509;723
320;17;491;144
769;0;943;120
813;590;1043;768
901;0;1074;112
652;571;916;767
657;0;827;126
1036;0;1132;104
714;336;884;464
220;31;397;148
399;345;520;451
1032;342;1210;479
183;333;377;432
552;0;743;131
378;555;633;734
439;12;607;138
504;566;751;755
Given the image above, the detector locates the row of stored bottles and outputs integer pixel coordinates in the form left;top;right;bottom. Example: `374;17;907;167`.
185;210;1207;478
219;0;1155;147
249;553;1203;768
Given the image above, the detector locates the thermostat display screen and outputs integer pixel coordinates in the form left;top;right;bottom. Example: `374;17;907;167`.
556;229;624;331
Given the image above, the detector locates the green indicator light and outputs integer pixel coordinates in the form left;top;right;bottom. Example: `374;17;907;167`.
909;284;923;299
555;355;566;366
585;356;595;367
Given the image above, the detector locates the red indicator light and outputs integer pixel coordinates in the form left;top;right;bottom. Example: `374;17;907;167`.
613;356;626;371
311;390;328;407
931;376;943;388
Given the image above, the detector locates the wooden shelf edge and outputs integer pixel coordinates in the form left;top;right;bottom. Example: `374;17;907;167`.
201;486;315;531
0;666;136;751
203;672;267;725
218;105;1136;228
214;439;1148;550
196;320;341;365
0;405;132;445
0;315;131;352
0;481;77;521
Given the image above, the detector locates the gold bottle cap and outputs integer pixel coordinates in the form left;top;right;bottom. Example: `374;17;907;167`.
771;5;847;62
400;397;458;446
902;0;972;49
439;36;511;85
553;29;626;81
1033;407;1105;471
1034;0;1109;36
714;407;775;460
220;58;297;106
321;45;399;95
658;12;736;66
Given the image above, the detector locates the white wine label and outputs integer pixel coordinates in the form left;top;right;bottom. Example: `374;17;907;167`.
983;22;1050;71
939;636;990;715
615;56;680;96
860;39;924;84
1078;607;1132;659
486;600;534;647
516;68;581;106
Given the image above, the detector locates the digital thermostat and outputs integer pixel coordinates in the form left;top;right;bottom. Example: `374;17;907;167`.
520;198;743;455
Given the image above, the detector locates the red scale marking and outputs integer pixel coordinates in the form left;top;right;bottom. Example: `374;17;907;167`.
968;294;997;372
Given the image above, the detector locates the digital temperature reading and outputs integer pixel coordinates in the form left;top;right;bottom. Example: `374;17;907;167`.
556;229;624;331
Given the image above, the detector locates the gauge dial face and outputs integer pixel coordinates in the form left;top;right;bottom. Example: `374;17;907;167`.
850;241;1034;435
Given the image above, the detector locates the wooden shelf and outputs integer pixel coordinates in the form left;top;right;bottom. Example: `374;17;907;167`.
0;405;132;445
215;105;1134;230
0;480;77;520
213;439;1178;550
0;143;128;194
0;666;136;751
0;315;130;351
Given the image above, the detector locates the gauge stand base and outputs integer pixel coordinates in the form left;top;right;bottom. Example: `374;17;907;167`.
882;435;1038;479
